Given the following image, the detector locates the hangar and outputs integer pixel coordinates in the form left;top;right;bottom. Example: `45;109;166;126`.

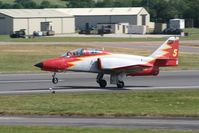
51;7;150;30
0;9;75;35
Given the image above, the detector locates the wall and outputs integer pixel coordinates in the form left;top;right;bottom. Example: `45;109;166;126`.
14;18;45;35
0;14;13;34
137;8;150;26
75;15;137;30
128;25;147;34
62;17;75;33
13;17;75;35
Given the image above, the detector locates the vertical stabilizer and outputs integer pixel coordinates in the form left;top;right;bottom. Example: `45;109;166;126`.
150;37;179;66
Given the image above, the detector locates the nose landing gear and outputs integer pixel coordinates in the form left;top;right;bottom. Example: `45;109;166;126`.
52;72;59;84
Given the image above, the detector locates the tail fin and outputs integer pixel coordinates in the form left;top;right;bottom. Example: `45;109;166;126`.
150;37;179;67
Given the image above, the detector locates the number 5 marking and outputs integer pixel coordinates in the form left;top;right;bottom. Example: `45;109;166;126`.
173;49;178;57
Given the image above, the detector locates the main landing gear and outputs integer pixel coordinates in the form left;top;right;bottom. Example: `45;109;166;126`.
52;72;59;84
116;81;124;88
110;73;125;88
96;73;107;88
96;73;125;88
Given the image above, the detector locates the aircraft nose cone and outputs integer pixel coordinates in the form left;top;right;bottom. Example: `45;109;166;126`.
34;62;43;69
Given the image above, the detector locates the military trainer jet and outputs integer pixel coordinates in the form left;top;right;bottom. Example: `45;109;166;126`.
35;37;179;88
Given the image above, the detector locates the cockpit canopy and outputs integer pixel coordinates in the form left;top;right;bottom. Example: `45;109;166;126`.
61;48;103;57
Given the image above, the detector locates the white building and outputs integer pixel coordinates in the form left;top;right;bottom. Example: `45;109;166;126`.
0;9;75;35
0;8;150;35
51;7;150;30
169;19;185;29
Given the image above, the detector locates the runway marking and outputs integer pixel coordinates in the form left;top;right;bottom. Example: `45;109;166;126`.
0;86;198;95
128;86;199;90
0;117;23;120
0;80;52;83
0;70;198;76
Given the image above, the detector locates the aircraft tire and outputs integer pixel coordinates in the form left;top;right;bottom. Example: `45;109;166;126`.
117;81;124;88
99;79;107;88
52;78;58;84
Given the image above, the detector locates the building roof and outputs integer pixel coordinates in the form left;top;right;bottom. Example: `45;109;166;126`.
50;7;147;16
0;9;73;18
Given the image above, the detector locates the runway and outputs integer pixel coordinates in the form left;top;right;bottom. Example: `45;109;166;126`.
0;70;199;130
0;116;199;130
0;70;199;95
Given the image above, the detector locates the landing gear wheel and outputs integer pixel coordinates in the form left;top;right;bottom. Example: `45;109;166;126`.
117;81;124;88
99;79;107;88
52;77;58;84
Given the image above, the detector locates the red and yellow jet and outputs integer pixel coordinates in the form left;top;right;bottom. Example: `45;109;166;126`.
35;37;179;88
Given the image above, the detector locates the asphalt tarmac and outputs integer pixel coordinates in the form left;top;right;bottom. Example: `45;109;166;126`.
0;70;199;130
0;70;199;95
0;116;199;130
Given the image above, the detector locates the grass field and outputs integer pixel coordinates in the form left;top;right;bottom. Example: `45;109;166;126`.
181;28;199;41
1;126;198;133
184;28;199;34
0;126;198;133
0;90;198;117
0;44;198;73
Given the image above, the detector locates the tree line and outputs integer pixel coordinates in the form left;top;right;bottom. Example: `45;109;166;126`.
0;0;58;9
0;0;199;26
65;0;199;25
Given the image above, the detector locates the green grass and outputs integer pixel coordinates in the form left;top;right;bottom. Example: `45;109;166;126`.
161;53;199;70
0;44;198;73
0;126;198;133
184;28;199;34
178;54;199;70
0;90;198;117
181;28;199;40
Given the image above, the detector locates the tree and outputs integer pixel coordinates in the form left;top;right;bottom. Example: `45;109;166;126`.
67;0;95;8
183;0;199;27
95;0;115;7
13;3;24;9
114;0;132;7
14;0;38;8
0;1;12;9
131;0;142;7
40;0;51;8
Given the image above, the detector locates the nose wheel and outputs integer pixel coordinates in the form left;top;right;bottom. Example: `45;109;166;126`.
52;77;58;84
52;72;59;84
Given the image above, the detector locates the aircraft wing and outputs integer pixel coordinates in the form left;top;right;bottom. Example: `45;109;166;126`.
97;58;152;74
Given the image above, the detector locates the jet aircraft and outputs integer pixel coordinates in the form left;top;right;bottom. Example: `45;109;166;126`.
35;37;179;88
